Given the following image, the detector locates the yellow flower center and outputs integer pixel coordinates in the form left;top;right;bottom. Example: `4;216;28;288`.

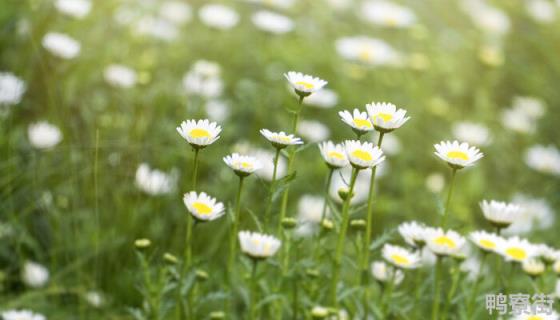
275;135;292;143
447;151;469;161
373;112;394;123
358;47;373;62
328;151;345;160
434;236;456;248
353;118;372;129
235;161;253;169
479;239;496;249
189;128;210;138
384;16;398;27
391;254;410;266
295;81;314;89
527;316;544;320
352;149;373;161
193;202;212;215
506;247;527;260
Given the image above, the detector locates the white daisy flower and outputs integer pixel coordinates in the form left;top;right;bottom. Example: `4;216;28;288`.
361;0;416;28
425;172;445;193
503;194;555;235
554;260;560;275
28;121;62;150
522;259;545;277
319;141;349;169
512;96;546;119
398;221;432;248
452;121;491;147
344;140;385;169
104;64;137;89
253;148;287;181
160;1;192;25
199;4;239;30
183;60;223;98
284;71;327;97
297;120;330;143
496;236;537;263
480;200;521;229
469;230;504;253
260;129;303;149
371;261;404;285
183;191;225;222
21;261;49;288
134;17;179;42
85;290;104;308
335;36;402;66
461;0;510;36
512;311;560;320
525;145;560;177
526;0;556;24
244;0;295;9
501;107;536;134
425;228;466;256
535;243;559;263
0;72;26;106
297;194;329;224
366;102;410;132
223;153;262;177
1;310;45;320
434;140;484;169
55;0;91;19
382;244;420;269
252;10;294;34
42;32;81;59
339;109;374;136
304;88;338;108
135;163;177;196
238;231;281;259
176;119;222;148
205;99;230;122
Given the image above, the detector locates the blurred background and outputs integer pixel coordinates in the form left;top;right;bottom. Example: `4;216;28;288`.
1;0;559;318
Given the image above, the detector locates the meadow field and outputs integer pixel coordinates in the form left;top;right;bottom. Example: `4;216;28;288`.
1;0;560;319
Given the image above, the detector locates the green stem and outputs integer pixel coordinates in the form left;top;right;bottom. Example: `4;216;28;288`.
443;261;461;318
228;177;245;276
249;260;259;320
414;265;423;316
467;253;487;317
312;168;334;261
380;268;395;317
192;148;200;189
360;132;384;319
440;168;457;228
264;148;281;228
330;167;360;307
432;257;441;320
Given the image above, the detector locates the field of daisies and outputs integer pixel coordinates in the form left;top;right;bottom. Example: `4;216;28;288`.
2;0;560;319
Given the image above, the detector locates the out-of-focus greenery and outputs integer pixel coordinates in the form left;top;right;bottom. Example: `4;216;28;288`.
1;0;559;318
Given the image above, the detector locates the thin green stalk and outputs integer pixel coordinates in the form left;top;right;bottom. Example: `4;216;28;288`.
192;148;200;189
414;265;423;316
312;168;334;261
249;260;259;320
442;261;462;319
330;167;360;307
467;253;487;317
380;269;395;317
228;177;245;276
432;257;441;320
264;148;281;228
440;168;457;228
360;132;384;319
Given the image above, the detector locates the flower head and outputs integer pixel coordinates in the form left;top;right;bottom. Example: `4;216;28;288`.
339;109;374;136
434;140;483;169
238;231;281;259
177;119;221;148
344;140;385;169
469;230;503;253
183;191;225;222
21;261;49;288
252;10;294;34
104;64;137;89
398;221;433;248
0;72;26;106
223;153;262;177
42;32;81;59
335;36;402;66
135;163;177;195
522;259;545;277
525;145;560;177
382;244;420;269
199;4;239;30
28;121;62;150
366;102;410;133
318;141;349;169
1;310;45;320
371;261;404;285
260;129;303;149
425;228;466;256
496;236;537;263
55;0;91;19
284;71;327;97
361;0;416;28
480;200;521;229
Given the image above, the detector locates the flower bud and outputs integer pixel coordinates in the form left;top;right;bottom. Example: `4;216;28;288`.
337;188;354;201
209;311;226;319
282;217;297;229
311;306;329;319
163;253;178;264
134;238;151;249
321;219;333;230
196;269;209;282
350;219;366;231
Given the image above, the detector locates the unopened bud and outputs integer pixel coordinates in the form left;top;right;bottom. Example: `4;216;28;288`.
321;219;333;230
311;306;329;319
163;253;178;264
134;238;151;249
350;219;366;231
196;269;209;281
282;217;297;229
209;311;226;319
337;188;354;201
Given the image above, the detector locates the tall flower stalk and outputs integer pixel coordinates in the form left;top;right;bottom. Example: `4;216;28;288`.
263;148;281;228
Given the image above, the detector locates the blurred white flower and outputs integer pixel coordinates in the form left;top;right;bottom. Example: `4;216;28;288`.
244;0;295;9
55;0;91;19
512;311;559;320
503;194;555;235
501;107;535;134
421;245;437;266
319;141;349;169
297;120;330;143
252;10;294;34
199;4;239;30
496;236;537;263
135;17;179;41
297;194;329;224
526;0;556;23
205;99;230;122
461;0;510;37
104;64;137;89
238;231;281;258
525;145;560;176
362;0;416;28
42;32;81;59
382;244;420;269
371;261;404;285
160;1;192;25
223;153;262;177
336;36;402;66
183;60;223;98
452;121;491;146
254;148;287;181
460;256;486;281
379;134;401;155
513;96;546;119
425;228;466;256
1;310;45;320
135;163;177;196
0;72;26;106
260;129;303;148
425;172;445;193
304;88;338;108
28;121;62;150
85;290;104;308
480;199;521;229
22;261;49;288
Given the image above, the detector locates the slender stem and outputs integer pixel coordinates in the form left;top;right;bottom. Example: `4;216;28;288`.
228;177;245;276
432;257;441;320
264;148;281;228
330;167;360;307
380;268;395;317
467;253;487;317
192;148;200;189
495;227;505;294
292;244;300;320
361;132;384;319
442;261;461;318
249;260;259;320
414;263;423;316
312;168;334;261
440;168;457;228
